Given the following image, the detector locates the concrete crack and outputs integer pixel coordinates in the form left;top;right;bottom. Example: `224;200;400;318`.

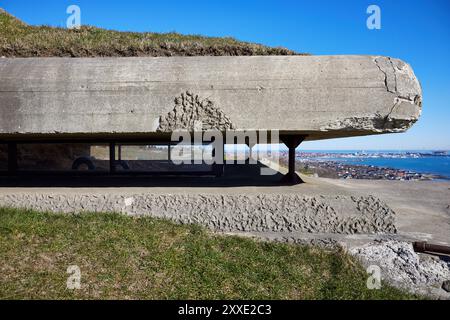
374;57;391;93
374;57;397;93
388;57;398;93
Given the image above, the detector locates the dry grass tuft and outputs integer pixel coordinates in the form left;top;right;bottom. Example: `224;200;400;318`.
0;8;306;58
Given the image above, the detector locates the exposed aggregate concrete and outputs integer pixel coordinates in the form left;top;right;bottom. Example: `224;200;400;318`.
351;240;450;297
0;193;396;234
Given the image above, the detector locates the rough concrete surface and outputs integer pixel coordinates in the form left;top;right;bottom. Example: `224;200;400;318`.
0;55;421;139
319;177;450;245
0;174;448;244
350;240;450;298
0;171;448;297
0;193;396;234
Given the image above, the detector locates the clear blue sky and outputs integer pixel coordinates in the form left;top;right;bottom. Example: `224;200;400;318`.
1;0;449;150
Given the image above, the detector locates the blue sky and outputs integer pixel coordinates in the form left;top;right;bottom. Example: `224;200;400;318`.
1;0;449;150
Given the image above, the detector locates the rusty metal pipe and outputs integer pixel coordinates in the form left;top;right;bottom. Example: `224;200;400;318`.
413;241;450;255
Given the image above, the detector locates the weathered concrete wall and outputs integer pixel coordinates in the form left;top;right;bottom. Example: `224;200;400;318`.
0;55;422;140
0;192;396;234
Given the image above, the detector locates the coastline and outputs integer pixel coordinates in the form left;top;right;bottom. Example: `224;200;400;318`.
275;150;450;181
295;159;446;181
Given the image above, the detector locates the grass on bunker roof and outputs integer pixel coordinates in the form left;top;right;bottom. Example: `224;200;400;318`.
0;8;304;58
0;207;418;300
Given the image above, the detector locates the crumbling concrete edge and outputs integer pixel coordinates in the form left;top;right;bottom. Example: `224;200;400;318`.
350;240;450;298
321;56;422;134
373;56;423;131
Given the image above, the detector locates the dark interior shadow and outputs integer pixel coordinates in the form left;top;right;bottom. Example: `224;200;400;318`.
0;162;288;188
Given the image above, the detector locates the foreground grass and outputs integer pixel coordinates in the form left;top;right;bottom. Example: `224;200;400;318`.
0;8;302;57
0;207;415;300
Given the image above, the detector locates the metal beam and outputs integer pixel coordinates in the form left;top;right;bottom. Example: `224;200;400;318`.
212;140;225;177
279;135;306;185
413;241;450;256
109;142;116;173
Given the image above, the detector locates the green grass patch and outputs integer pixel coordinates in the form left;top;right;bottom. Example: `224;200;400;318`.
0;8;304;58
0;207;416;300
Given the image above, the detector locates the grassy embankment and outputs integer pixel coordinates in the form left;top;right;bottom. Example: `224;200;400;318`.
0;8;304;57
0;207;417;300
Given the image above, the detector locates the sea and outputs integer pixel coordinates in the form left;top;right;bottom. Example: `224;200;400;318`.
299;150;450;180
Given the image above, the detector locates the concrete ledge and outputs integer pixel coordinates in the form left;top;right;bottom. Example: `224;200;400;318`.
0;192;396;234
0;55;422;140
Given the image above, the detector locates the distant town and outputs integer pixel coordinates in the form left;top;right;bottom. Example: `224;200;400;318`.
278;150;450;181
295;160;431;181
297;150;449;159
223;149;450;181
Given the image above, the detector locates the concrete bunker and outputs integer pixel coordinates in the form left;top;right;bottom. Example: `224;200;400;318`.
0;55;422;184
